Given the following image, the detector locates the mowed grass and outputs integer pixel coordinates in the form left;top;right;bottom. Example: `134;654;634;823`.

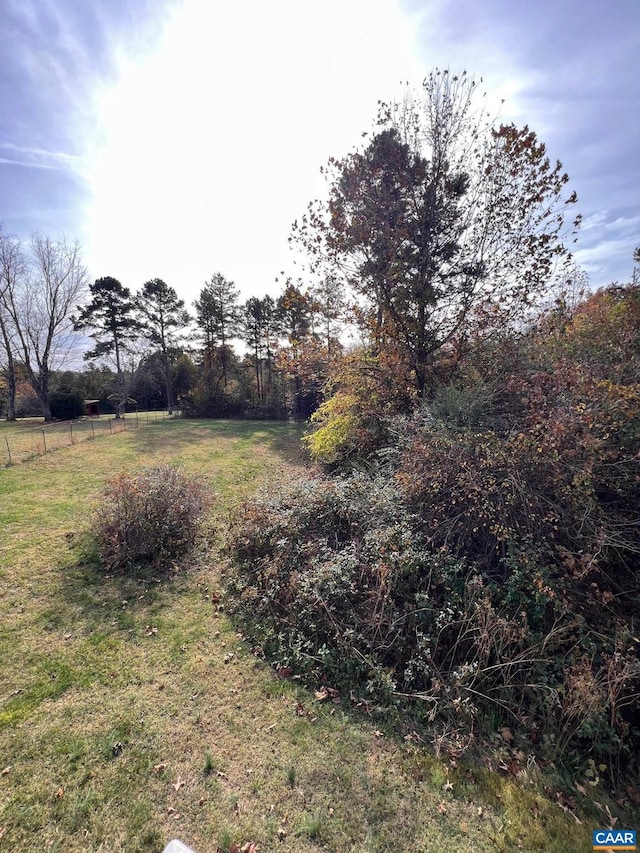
0;419;598;852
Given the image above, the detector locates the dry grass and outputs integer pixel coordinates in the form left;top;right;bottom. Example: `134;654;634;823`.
0;419;603;852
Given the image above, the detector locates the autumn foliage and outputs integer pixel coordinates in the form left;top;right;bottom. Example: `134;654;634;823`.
228;283;640;781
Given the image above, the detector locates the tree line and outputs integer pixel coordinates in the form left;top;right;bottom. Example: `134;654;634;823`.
2;69;633;428
0;237;345;422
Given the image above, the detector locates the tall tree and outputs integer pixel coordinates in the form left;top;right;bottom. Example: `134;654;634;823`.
244;296;267;401
194;273;241;387
0;233;88;420
276;282;313;419
0;230;26;421
292;70;580;395
242;295;280;402
310;275;345;356
74;277;141;417
136;278;190;414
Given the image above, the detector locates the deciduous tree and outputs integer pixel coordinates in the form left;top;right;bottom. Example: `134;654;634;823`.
0;230;25;421
292;70;580;395
1;233;88;420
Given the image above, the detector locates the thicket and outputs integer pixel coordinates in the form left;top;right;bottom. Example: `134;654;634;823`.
89;464;212;571
48;386;85;420
227;284;640;783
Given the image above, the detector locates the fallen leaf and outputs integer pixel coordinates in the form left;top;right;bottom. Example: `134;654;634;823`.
575;781;587;795
437;801;447;815
295;702;305;716
0;827;5;841
499;726;514;742
241;843;259;853
314;688;329;701
277;666;292;678
374;730;384;738
56;787;64;799
277;826;288;840
173;776;185;791
442;780;453;792
1;766;11;776
229;843;240;853
153;763;167;775
328;807;335;817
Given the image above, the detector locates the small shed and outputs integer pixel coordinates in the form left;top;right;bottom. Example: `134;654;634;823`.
84;399;101;417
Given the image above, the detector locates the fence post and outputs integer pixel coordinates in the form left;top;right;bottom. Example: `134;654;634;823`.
109;419;112;434
69;421;74;445
91;420;95;438
41;429;47;454
5;436;11;465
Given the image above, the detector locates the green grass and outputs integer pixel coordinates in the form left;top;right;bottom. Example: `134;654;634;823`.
0;418;624;852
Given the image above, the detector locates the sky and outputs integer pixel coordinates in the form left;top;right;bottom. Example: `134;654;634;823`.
1;0;638;310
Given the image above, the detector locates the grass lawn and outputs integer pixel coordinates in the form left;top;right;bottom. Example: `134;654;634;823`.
0;419;607;851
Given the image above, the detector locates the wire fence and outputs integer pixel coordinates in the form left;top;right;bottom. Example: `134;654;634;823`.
0;410;179;467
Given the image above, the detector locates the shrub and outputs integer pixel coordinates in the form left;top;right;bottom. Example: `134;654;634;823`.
226;468;640;778
304;350;416;468
49;387;85;420
90;464;212;571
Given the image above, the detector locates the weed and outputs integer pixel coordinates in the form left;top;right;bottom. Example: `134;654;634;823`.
297;811;323;840
204;751;215;776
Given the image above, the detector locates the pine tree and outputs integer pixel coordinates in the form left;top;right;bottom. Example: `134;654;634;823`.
136;278;190;414
74;277;141;417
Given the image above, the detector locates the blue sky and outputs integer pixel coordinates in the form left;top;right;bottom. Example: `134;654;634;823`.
1;0;638;305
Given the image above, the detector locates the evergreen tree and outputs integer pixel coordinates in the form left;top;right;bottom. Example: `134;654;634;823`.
194;273;241;388
136;278;190;414
74;277;141;417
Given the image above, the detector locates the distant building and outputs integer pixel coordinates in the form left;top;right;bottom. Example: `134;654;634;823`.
84;400;100;417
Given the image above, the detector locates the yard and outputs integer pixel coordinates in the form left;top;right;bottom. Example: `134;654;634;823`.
0;419;598;852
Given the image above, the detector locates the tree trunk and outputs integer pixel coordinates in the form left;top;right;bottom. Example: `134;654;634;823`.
35;372;53;421
0;331;16;421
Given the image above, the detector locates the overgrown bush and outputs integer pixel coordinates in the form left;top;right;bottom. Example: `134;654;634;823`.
226;470;640;778
227;283;640;780
90;464;212;571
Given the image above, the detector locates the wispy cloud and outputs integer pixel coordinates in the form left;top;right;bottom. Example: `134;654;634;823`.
0;156;57;170
0;142;81;171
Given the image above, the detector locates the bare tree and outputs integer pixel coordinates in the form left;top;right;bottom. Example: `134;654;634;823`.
0;229;26;421
1;233;88;420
